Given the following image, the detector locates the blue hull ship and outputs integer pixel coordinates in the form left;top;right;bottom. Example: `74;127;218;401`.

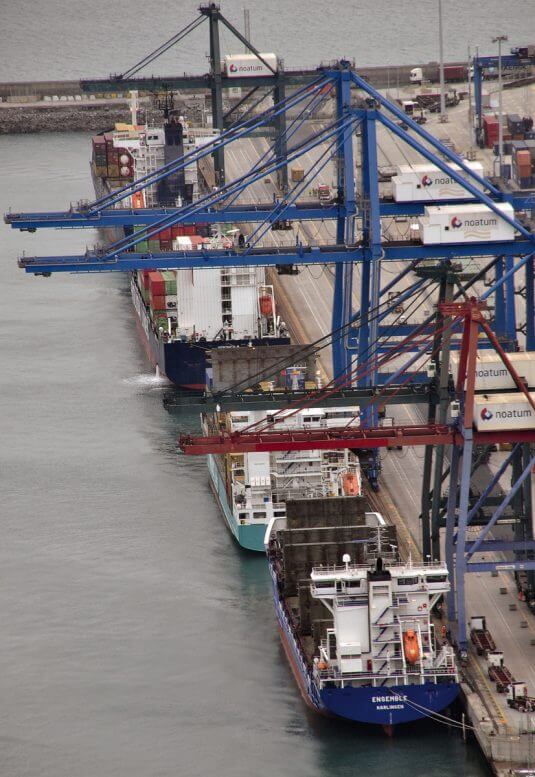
131;276;289;390
266;498;460;728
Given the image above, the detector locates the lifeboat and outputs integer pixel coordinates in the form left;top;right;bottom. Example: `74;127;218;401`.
259;294;273;317
342;472;360;496
403;629;420;664
132;190;145;209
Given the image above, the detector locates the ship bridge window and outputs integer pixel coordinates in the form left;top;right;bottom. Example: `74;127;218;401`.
345;580;361;589
303;416;322;424
397;576;419;586
232;415;249;424
315;580;334;589
253;511;266;521
426;574;447;583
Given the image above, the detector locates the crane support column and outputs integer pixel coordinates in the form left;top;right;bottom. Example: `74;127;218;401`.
505;254;518;348
358;111;382;389
207;5;225;185
273;74;288;192
494;257;506;341
331;66;356;379
527;254;535;350
358;109;382;488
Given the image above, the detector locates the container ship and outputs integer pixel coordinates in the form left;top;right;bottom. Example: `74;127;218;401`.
203;401;363;551
90;113;289;390
265;496;460;727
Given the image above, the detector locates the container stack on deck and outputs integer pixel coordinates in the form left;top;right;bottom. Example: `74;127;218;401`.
92;131;134;182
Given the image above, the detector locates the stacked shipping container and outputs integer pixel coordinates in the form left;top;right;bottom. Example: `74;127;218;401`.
511;140;535;188
91;133;134;182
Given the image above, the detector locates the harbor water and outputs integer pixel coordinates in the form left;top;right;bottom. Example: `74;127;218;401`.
2;0;535;81
0;137;491;777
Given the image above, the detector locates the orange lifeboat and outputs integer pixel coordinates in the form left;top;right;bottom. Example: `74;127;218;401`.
342;472;360;496
403;629;420;664
132;190;145;209
259;294;273;317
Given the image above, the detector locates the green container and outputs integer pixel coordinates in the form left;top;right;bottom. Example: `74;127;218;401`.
137;240;149;252
161;271;177;294
148;239;160;252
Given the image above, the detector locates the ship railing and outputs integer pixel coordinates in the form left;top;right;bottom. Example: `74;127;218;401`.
315;665;458;686
312;560;447;575
272;486;329;502
329;594;369;607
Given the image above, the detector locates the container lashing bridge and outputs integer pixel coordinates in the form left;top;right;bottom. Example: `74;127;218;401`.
6;59;535;651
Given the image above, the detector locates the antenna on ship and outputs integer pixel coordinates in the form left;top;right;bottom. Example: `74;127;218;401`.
342;553;351;571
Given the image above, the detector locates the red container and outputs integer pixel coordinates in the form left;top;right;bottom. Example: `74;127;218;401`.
157;228;172;241
517;150;532;165
148;271;165;297
183;225;197;236
150;294;166;310
140;270;150;289
159;239;172;251
171;225;186;239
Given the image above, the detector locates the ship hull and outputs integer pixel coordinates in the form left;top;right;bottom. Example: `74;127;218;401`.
269;566;459;727
131;277;289;391
207;453;267;552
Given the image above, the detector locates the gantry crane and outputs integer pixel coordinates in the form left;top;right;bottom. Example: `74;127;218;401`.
5;61;535;650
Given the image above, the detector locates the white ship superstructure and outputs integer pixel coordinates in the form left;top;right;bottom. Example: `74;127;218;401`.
206;406;363;550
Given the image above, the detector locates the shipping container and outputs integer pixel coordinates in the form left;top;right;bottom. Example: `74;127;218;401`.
161;271;177;294
392;161;484;202
451;351;535;392
148;271;165;297
473;392;535;432
223;53;278;78
410;64;467;83
418;202;515;244
150;295;166;310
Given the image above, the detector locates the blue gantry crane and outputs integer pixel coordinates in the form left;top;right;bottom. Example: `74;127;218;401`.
6;60;535;650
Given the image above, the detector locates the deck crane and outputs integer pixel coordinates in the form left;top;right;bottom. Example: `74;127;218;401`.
5;61;535;635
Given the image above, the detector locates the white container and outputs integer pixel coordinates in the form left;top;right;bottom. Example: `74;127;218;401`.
451;351;535;392
473;392;535;431
176;268;222;337
419;202;515;244
392;161;484;202
224;53;278;78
